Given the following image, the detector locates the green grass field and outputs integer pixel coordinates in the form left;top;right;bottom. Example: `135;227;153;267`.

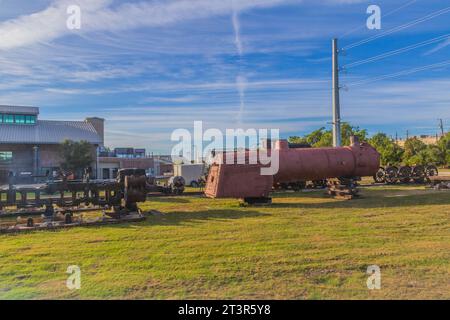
0;185;449;300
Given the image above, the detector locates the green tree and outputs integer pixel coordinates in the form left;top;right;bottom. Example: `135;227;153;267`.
403;137;427;165
60;140;94;175
437;132;450;166
368;133;404;166
341;123;368;146
288;123;368;148
288;136;308;145
314;130;333;147
425;145;446;165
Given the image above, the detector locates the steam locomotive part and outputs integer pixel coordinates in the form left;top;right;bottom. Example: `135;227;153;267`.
373;167;386;183
168;176;186;195
373;165;439;184
205;136;380;203
146;175;185;195
398;166;413;184
327;177;360;199
273;137;380;184
429;175;450;189
0;169;186;233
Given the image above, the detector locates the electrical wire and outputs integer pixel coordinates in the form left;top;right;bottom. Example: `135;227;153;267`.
343;33;450;69
347;59;450;87
343;5;450;50
340;0;419;39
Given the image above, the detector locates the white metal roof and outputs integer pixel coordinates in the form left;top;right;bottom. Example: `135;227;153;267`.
0;120;102;145
0;105;39;115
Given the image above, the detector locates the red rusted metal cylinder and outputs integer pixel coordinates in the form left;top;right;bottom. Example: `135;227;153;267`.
273;138;380;184
205;137;380;199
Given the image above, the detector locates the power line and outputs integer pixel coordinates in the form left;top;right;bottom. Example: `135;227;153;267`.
343;33;450;69
340;0;419;39
343;5;450;50
347;58;450;87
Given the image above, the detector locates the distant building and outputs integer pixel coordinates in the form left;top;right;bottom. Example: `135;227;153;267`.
98;156;173;179
99;147;147;158
114;147;146;158
0;105;104;183
396;134;440;147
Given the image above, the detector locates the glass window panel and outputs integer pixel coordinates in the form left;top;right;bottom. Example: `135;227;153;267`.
14;115;25;124
4;114;14;123
25;115;36;124
0;152;13;164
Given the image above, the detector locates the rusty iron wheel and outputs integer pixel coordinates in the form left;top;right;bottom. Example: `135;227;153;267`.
398;166;412;184
373;167;386;183
412;165;425;184
425;165;439;182
385;166;399;184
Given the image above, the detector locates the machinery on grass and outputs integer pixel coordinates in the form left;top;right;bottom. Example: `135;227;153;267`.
205;136;381;203
373;165;439;184
0;168;185;233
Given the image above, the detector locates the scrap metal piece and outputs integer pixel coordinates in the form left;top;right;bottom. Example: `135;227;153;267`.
205;137;380;202
373;167;386;184
327;178;360;200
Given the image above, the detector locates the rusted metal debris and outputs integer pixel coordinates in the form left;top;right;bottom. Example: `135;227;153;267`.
0;168;186;233
1;213;145;234
0;168;147;214
428;175;450;190
374;165;438;184
205;137;380;204
327;178;360;200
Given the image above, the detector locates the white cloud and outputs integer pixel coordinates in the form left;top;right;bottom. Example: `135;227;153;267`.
0;0;111;50
0;0;294;50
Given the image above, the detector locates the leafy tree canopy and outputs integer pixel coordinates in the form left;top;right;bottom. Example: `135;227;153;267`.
60;140;94;173
368;133;403;166
288;123;367;148
289;125;449;167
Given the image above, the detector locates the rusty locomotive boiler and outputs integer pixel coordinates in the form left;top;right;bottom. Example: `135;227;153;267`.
205;136;380;203
273;137;380;185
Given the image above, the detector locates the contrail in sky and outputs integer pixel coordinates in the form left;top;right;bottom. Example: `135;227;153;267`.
232;1;246;125
232;6;243;56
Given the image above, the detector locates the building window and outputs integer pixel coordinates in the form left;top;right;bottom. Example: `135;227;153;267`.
102;168;110;179
25;115;36;124
14;115;25;124
3;114;14;124
0;114;37;125
0;152;13;164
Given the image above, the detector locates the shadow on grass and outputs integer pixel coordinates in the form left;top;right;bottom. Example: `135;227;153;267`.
147;197;191;204
112;209;269;228
271;190;450;209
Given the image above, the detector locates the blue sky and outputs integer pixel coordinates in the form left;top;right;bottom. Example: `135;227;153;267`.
0;0;449;153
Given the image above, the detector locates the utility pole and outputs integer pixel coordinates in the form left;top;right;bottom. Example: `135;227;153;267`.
438;118;444;137
332;38;342;147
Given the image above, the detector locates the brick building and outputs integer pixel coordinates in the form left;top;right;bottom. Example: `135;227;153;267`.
0;106;104;183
